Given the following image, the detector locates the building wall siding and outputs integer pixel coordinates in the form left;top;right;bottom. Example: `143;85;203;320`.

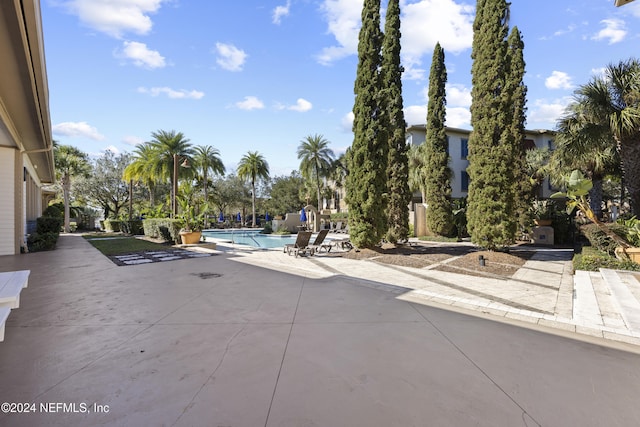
0;147;18;255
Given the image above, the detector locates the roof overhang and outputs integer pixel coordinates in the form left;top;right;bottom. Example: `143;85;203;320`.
0;0;54;184
615;0;636;6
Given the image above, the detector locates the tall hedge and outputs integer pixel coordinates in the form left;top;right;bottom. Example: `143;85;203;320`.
346;0;388;248
425;42;453;236
467;0;517;249
382;0;410;244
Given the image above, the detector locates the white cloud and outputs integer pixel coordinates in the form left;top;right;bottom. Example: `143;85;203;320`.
118;41;166;69
340;111;354;132
215;42;247;71
545;71;574;90
104;145;120;154
61;0;166;39
273;0;291;25
400;0;474;79
446;83;471;107
52;121;106;140
592;19;627;44
235;96;265;110
403;105;426;127
288;98;313;112
317;0;474;75
445;107;471;128
137;87;205;99
122;135;144;146
316;0;363;65
528;97;573;128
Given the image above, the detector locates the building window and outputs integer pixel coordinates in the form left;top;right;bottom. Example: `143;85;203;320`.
548;139;555;150
461;138;468;159
445;135;449;155
461;170;469;192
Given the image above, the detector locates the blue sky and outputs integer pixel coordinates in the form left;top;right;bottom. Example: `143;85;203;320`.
42;0;640;176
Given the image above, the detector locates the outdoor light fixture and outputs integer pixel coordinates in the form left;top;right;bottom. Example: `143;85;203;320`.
172;153;191;217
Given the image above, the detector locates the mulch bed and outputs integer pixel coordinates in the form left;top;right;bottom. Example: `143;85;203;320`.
340;242;533;278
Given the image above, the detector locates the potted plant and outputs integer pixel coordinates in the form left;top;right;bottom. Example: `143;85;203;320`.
177;195;206;245
531;199;554;226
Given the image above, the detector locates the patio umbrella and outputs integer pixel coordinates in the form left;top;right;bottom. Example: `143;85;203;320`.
218;212;224;222
300;208;307;222
265;212;270;221
237;212;241;222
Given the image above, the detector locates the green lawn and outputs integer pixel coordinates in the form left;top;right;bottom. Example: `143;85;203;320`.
84;234;170;256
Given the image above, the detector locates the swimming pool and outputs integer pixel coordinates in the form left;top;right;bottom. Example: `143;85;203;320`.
202;229;299;249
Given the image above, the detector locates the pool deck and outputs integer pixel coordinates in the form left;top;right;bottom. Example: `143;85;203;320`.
1;234;639;426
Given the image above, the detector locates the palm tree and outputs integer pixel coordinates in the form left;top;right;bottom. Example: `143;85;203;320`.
408;143;427;203
54;144;91;232
559;58;640;215
123;142;159;207
327;152;349;210
237;151;270;227
148;130;194;217
297;134;335;210
194;145;225;227
553;102;620;218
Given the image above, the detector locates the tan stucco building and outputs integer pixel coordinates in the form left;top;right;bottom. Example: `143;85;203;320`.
0;0;55;256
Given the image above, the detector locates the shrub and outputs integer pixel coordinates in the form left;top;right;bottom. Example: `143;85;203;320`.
573;246;640;272
330;212;349;221
143;218;182;243
552;211;574;245
43;204;63;220
261;223;273;234
37;216;62;234
27;232;58;252
120;220;144;235
617;216;640;247
103;219;121;232
579;223;628;255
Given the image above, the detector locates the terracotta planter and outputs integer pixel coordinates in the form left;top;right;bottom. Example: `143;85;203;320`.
534;219;552;226
179;231;202;245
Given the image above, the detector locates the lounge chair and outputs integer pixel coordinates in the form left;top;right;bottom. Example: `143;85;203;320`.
308;229;331;254
331;221;342;233
337;223;349;234
284;231;313;257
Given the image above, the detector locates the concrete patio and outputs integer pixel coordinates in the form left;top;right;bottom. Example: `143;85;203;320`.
1;234;640;426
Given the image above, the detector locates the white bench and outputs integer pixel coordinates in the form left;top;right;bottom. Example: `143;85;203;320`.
0;270;30;342
0;270;30;309
0;306;10;341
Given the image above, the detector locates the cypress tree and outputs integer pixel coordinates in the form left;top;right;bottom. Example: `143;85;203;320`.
424;42;453;236
346;0;387;248
382;0;410;244
467;0;516;250
506;27;531;231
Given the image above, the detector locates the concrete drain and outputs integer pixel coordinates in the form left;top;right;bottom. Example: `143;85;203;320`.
191;272;222;279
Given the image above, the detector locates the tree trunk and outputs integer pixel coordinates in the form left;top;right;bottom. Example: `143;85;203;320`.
203;171;209;228
63;175;71;233
251;180;256;227
619;140;640;216
589;177;603;220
